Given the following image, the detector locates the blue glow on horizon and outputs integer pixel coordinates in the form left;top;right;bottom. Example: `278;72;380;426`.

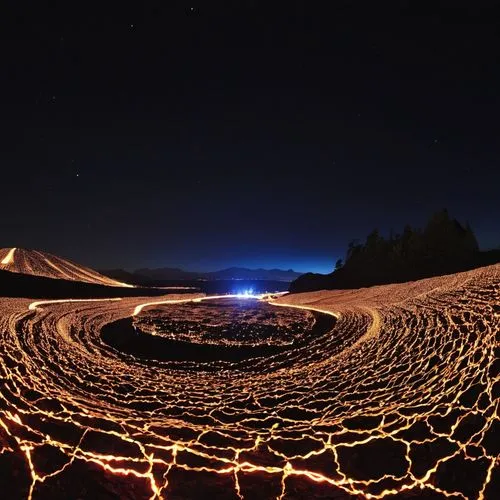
189;260;335;275
142;254;337;275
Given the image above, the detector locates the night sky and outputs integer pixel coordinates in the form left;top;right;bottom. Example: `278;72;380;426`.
2;2;499;273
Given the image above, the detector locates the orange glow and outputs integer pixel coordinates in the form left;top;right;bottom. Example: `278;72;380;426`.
1;246;16;265
131;292;287;316
0;265;498;499
0;247;134;287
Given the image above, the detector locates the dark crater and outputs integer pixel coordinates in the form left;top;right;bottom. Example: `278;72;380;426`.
101;299;335;364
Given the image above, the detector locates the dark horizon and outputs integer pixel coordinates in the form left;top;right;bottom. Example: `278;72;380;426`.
3;205;497;276
2;2;499;274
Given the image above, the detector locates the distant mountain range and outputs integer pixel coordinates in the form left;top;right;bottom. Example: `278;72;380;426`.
100;267;304;285
0;247;304;290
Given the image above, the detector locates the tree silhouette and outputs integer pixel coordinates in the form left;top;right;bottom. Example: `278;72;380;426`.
290;209;484;293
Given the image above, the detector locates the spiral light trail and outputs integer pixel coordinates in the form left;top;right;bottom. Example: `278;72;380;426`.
0;265;498;499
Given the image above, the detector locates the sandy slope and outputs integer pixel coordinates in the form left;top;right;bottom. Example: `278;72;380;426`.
0;247;132;287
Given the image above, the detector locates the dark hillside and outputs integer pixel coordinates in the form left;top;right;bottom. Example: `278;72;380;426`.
0;269;189;299
291;210;499;292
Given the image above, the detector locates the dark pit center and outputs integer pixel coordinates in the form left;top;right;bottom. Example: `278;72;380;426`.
133;298;315;347
101;298;336;365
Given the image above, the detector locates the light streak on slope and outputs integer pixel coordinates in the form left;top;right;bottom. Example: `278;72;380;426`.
269;299;340;319
1;247;16;265
28;298;123;311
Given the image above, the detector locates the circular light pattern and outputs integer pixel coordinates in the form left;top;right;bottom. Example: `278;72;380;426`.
0;247;132;287
133;299;316;347
0;265;498;499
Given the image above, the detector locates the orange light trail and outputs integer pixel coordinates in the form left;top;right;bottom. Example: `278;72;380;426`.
0;265;498;498
131;292;287;316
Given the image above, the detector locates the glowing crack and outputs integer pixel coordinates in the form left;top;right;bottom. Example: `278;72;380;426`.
0;265;498;499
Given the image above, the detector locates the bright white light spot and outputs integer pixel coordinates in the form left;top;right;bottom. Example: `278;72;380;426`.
1;248;16;265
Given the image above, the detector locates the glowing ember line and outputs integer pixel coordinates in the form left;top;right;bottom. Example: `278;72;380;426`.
132;293;287;316
28;297;122;311
268;299;340;319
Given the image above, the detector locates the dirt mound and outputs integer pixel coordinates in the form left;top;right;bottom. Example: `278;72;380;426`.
0;247;133;287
